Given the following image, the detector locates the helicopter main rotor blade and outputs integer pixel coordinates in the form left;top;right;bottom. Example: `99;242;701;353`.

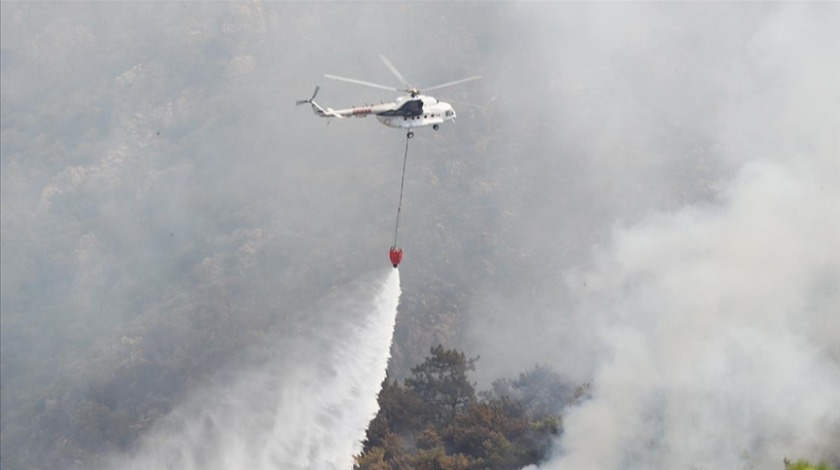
379;54;413;90
438;97;485;111
424;76;483;92
324;74;401;92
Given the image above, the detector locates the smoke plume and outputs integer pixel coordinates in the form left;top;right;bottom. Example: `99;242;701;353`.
535;161;839;469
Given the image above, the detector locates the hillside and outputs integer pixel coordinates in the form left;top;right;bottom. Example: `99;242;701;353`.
2;3;838;470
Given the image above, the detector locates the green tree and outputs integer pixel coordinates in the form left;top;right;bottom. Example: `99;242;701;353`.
375;378;426;436
447;398;540;469
404;345;478;426
356;432;411;470
360;347;571;469
784;458;837;470
406;446;477;470
355;447;388;470
448;399;526;454
416;427;444;450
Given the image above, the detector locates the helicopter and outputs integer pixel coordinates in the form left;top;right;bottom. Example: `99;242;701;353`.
297;55;480;138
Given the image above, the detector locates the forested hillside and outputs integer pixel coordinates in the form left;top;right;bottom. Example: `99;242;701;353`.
2;2;838;470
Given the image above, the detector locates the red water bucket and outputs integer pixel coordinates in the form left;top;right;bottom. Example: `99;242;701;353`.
389;247;404;268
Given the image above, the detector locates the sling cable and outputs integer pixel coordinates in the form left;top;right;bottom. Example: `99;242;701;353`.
389;135;410;268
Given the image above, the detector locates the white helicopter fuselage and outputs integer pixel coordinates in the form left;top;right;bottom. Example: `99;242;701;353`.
375;96;456;130
307;94;456;131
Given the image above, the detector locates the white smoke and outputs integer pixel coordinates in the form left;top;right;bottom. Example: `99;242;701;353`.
104;269;401;470
538;161;839;469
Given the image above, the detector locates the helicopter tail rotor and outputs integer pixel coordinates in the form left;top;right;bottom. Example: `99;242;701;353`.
296;86;343;118
296;86;320;106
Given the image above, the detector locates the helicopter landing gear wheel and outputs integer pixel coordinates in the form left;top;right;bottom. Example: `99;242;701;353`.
407;131;414;139
433;124;439;131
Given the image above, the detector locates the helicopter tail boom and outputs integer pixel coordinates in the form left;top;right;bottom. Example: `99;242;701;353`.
296;86;344;119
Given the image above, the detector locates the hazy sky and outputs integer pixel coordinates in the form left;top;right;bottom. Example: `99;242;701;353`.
2;2;838;469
